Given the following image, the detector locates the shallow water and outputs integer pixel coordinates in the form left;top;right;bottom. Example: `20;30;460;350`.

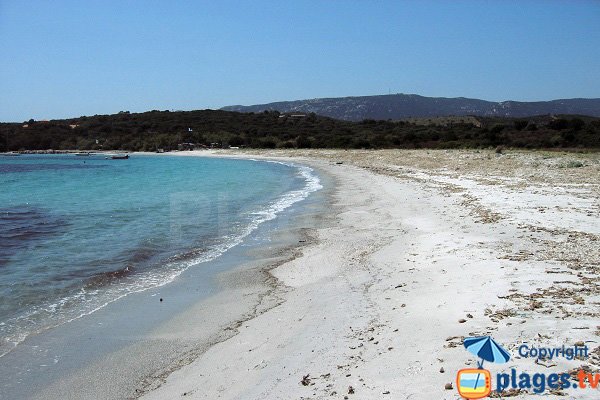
0;154;321;357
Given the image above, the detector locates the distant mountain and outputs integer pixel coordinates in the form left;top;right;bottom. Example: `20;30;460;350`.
222;94;600;121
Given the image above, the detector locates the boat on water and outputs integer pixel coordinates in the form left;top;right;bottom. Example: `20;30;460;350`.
108;154;129;160
2;152;21;156
75;152;92;156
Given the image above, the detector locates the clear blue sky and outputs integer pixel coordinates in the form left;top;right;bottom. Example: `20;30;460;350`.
0;0;598;122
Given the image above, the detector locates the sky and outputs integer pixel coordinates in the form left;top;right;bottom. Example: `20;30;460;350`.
0;0;598;122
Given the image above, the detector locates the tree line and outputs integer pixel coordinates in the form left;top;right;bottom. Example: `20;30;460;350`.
1;109;599;152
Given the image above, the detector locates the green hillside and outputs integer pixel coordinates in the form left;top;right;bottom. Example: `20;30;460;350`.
1;109;599;152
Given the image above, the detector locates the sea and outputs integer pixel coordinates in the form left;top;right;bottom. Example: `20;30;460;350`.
0;153;321;358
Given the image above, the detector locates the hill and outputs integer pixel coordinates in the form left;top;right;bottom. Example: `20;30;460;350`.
222;94;600;121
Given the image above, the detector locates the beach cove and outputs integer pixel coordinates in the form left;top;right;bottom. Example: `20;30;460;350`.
144;149;599;399
1;149;598;399
0;154;328;399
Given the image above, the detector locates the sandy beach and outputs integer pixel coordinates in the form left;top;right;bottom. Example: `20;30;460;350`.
136;149;599;399
3;2;598;399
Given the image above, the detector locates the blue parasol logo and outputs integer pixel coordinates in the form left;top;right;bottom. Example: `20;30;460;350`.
464;336;511;368
456;336;511;398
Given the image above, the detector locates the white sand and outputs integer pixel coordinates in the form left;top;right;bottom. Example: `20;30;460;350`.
142;149;599;399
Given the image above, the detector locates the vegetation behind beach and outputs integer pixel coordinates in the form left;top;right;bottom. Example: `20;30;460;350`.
1;110;599;152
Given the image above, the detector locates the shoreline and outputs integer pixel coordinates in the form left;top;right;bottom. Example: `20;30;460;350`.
142;149;599;399
0;154;333;400
3;149;598;398
128;157;337;398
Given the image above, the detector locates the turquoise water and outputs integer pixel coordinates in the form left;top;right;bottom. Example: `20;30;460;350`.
0;154;321;357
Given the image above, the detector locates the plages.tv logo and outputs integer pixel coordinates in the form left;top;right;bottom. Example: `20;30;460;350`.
456;336;510;399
